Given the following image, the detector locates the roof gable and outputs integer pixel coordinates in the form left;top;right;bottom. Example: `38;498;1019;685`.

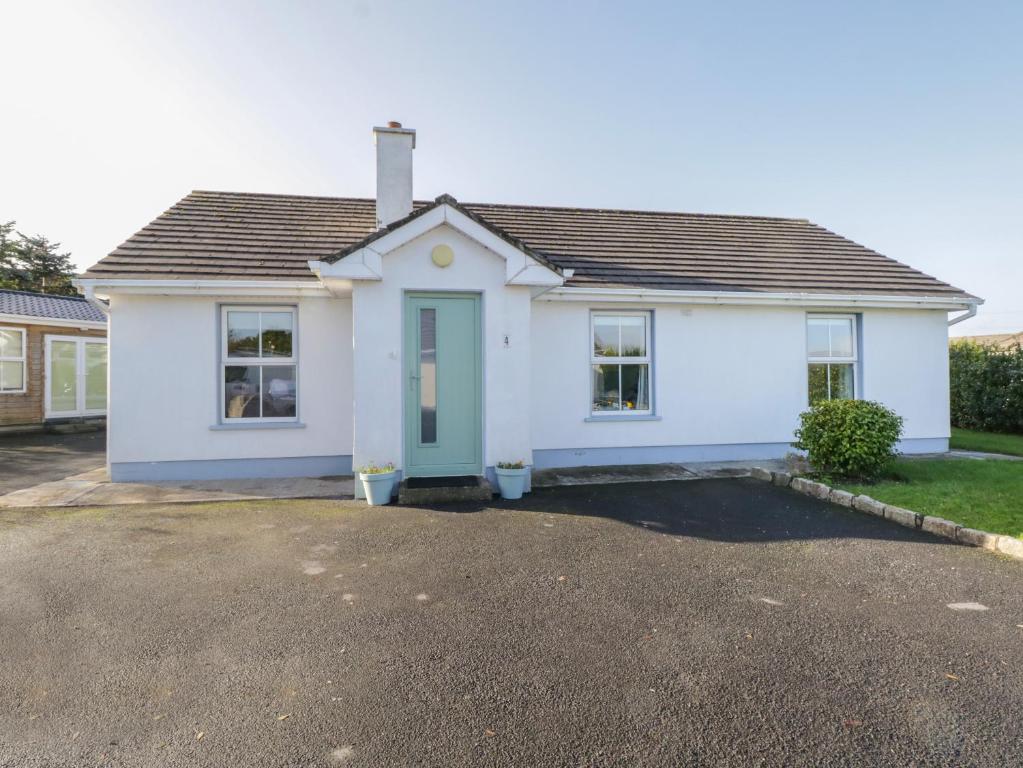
310;195;563;289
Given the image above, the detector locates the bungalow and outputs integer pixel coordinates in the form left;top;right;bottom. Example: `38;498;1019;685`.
0;289;107;430
77;123;978;493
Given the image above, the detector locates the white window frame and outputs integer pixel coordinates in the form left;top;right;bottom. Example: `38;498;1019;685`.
220;305;298;423
589;311;654;416
806;313;858;404
44;335;108;417
0;327;27;394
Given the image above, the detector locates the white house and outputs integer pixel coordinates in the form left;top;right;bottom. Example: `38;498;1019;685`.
78;123;979;492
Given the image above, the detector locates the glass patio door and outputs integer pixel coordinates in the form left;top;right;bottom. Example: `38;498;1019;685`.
46;336;108;417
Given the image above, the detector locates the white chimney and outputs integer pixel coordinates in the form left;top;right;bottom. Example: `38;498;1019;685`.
373;121;416;229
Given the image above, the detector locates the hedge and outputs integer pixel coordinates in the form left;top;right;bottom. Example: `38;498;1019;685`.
949;340;1023;434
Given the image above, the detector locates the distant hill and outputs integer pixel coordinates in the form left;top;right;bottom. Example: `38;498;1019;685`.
952;332;1023;349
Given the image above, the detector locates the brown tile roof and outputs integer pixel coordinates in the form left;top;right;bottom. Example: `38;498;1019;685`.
83;190;974;299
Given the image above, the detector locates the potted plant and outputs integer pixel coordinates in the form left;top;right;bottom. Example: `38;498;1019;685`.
358;462;397;505
495;461;529;500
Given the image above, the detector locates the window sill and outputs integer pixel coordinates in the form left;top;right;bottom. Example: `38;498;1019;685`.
585;414;661;423
209;421;306;431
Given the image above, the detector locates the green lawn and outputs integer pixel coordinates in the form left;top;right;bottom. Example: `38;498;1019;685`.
836;459;1023;540
950;427;1023;457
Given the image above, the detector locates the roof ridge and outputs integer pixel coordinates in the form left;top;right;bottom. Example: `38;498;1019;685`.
188;189;808;223
463;200;809;223
190;189;378;205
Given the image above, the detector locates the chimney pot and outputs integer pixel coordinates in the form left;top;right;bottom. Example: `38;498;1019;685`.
387;120;402;128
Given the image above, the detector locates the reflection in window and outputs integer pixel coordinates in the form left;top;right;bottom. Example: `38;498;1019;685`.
84;343;107;411
591;313;652;414
420;308;437;443
50;340;78;413
261;312;293;357
0;328;26;392
223;307;297;420
807;315;857;406
226;312;259;357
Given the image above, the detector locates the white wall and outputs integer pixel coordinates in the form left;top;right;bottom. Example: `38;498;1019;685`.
350;223;533;473
108;293;353;465
530;302;950;463
861;309;951;440
106;279;951;479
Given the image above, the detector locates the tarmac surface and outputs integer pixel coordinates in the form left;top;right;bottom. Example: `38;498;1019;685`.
1;478;1021;766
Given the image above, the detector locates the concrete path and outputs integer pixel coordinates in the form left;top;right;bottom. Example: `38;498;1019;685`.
532;459;788;487
3;447;1012;509
0;467;355;508
2;456;785;508
948;449;1023;461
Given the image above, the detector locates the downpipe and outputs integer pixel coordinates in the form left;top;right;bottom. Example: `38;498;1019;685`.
948;303;978;327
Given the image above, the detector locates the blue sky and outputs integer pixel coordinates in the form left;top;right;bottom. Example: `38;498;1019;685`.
2;0;1020;334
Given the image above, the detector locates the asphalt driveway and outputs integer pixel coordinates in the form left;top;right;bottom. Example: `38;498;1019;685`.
1;479;1021;766
0;430;105;494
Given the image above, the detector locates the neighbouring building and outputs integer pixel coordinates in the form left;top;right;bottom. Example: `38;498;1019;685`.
76;123;979;490
0;289;108;430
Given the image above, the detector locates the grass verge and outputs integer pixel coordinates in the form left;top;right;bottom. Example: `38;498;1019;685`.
836;459;1023;541
950;427;1023;457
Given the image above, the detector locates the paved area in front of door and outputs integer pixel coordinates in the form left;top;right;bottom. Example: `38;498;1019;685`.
2;478;1021;767
0;430;106;495
0;429;354;507
0;467;356;507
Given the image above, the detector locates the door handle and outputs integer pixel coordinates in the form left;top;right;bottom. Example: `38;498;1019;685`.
409;371;420;391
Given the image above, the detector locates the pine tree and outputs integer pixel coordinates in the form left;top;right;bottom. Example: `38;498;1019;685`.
0;221;20;290
0;221;78;296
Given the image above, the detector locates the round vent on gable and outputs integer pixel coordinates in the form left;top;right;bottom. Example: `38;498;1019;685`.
431;244;454;268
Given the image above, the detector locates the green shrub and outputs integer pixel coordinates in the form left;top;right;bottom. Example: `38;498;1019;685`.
950;340;1023;434
793;399;903;480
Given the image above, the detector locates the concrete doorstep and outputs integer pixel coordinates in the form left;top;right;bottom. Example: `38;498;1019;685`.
753;467;1023;561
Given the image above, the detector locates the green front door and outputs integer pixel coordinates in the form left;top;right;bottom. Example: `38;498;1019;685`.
404;293;482;477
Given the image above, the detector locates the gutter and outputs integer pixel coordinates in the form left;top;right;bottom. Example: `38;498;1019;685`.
542;286;979;311
947;303;978;327
79;283;110;318
74;278;331;299
530;269;574;300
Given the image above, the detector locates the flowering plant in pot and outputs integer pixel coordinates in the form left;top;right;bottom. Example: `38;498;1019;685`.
358;462;397;506
495;460;529;500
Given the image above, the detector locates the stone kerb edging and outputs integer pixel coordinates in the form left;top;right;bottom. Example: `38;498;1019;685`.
749;467;1023;561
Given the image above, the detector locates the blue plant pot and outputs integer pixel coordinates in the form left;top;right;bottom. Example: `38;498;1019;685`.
360;471;396;506
495;467;529;500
